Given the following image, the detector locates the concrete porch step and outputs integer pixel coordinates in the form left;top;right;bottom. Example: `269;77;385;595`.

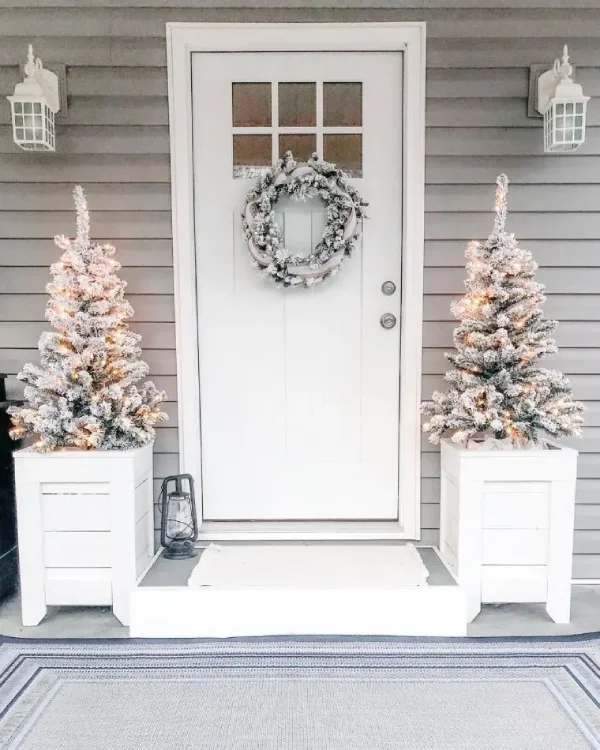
130;544;468;638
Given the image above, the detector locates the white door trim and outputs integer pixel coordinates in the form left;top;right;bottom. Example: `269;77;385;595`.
167;22;426;539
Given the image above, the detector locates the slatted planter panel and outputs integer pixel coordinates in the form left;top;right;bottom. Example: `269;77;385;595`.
439;439;578;624
13;442;154;627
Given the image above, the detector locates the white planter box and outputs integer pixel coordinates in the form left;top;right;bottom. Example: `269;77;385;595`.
13;443;154;627
439;438;578;624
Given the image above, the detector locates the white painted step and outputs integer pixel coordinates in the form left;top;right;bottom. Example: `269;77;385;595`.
131;544;468;638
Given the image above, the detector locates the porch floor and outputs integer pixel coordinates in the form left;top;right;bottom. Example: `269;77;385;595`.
0;541;599;637
140;545;455;588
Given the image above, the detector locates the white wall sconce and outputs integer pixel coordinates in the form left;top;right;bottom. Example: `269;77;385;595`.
529;46;590;153
7;44;61;151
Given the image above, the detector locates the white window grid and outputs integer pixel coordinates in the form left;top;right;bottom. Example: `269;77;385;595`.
232;81;363;178
10;99;55;151
543;100;587;153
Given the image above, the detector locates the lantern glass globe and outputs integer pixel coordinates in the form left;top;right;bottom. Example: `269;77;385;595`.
9;97;56;151
536;45;590;153
543;97;588;153
7;44;60;152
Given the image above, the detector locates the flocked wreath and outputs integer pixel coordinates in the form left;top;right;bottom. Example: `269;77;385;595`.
242;151;368;288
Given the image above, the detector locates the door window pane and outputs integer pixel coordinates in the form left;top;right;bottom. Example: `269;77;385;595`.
232;83;272;127
323;134;362;177
279;134;316;163
278;83;316;127
323;83;362;127
233;135;272;177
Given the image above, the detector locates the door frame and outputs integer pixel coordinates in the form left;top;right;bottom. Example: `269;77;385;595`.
167;22;426;539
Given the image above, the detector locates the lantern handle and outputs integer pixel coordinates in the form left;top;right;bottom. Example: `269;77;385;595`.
162;473;195;493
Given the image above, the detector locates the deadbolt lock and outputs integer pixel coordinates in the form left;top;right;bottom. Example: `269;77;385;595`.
380;313;397;330
381;281;397;296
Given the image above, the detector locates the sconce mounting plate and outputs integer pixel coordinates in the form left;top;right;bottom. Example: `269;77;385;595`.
45;63;68;123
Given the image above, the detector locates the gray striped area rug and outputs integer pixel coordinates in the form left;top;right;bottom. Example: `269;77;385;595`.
1;635;599;749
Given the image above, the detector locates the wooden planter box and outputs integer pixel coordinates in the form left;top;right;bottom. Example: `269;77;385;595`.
439;438;578;624
14;443;154;627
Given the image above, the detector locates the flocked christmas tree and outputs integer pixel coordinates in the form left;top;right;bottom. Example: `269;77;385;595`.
422;174;584;445
9;186;167;451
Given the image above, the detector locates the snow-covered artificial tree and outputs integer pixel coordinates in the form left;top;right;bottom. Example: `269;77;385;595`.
422;174;584;446
9;186;167;451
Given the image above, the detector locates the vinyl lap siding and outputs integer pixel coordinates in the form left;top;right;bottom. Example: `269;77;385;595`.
0;2;598;577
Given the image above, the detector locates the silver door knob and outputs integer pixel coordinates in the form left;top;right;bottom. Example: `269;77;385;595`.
380;313;397;329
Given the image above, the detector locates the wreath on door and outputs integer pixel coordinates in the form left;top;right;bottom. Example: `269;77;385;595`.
242;151;368;288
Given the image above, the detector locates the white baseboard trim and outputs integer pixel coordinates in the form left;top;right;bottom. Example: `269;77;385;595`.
573;579;600;585
196;520;412;541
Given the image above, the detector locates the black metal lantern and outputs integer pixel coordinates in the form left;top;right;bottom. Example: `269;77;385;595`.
159;474;198;559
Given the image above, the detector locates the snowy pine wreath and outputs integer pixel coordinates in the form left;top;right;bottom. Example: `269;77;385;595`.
242;151;368;288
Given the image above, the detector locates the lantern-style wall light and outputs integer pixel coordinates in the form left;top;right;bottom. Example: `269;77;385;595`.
530;45;590;153
7;44;60;151
159;474;198;559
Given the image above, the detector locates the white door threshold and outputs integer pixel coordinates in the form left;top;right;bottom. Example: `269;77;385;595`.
196;520;409;541
130;545;468;638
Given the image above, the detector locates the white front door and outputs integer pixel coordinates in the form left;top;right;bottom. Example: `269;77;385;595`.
193;51;402;522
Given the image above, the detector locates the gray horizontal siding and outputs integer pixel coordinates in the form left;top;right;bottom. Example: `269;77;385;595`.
1;348;177;378
0;294;174;321
3;8;600;39
0;211;172;237
426;241;600;267
0;238;172;266
5;0;600;8
424;295;600;320
425;269;600;295
0;4;598;576
0;184;172;211
423;348;600;374
0;322;175;349
0;268;173;295
0;154;170;181
427;186;600;213
0;126;170;154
